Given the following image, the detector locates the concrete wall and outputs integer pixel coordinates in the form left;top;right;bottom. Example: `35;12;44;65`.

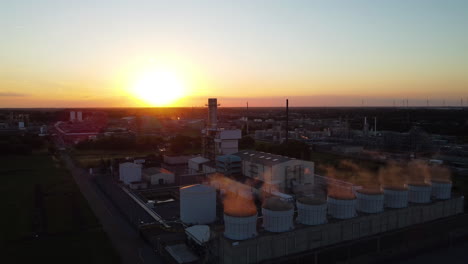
218;197;464;264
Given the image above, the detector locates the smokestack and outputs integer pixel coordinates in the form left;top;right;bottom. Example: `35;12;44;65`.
363;117;370;136
374;117;377;136
207;98;218;129
246;102;249;135
286;99;289;143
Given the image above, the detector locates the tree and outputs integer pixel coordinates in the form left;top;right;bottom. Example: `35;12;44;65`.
239;136;255;150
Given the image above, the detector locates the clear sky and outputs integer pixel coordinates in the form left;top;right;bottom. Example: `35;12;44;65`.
1;0;467;107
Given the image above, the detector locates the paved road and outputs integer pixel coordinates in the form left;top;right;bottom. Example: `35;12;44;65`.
58;149;162;264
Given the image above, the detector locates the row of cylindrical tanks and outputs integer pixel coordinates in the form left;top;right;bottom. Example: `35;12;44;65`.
223;180;452;241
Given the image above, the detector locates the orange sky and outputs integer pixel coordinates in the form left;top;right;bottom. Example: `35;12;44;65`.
1;1;467;107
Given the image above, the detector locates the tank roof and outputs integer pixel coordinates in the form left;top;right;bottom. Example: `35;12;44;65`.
297;197;326;205
262;198;293;211
431;179;452;184
382;185;407;191
356;188;383;195
407;182;431;187
328;195;356;200
180;184;215;193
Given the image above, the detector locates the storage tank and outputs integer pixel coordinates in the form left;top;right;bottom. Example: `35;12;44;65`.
119;162;142;184
262;198;294;232
223;192;257;240
180;184;216;224
327;195;356;219
407;182;432;204
224;213;257;240
356;189;384;213
383;186;408;208
296;197;327;225
431;180;452;200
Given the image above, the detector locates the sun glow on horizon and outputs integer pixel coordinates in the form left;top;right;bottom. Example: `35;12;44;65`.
131;68;186;106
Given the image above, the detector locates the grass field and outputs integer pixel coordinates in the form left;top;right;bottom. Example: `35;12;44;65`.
0;151;120;263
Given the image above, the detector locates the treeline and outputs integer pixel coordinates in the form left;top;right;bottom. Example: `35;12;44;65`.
255;139;311;160
75;135;201;155
0;134;46;155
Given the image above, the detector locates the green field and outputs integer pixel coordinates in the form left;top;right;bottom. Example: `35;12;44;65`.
1;152;120;263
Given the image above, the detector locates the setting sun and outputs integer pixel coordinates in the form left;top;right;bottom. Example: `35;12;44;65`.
131;69;186;106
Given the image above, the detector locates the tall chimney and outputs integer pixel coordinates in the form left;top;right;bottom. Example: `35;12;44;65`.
208;98;218;129
286;99;289;143
374;117;377;136
246;102;249;135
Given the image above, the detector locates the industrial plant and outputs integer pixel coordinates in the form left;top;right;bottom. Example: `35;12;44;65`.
98;98;466;264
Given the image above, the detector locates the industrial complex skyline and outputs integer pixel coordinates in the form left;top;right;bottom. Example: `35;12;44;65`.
1;0;467;107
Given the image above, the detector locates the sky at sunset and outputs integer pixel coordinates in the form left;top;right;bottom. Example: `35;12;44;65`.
1;0;467;107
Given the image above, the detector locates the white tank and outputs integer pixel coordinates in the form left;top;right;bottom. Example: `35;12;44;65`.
296;197;327;225
119;162;142;184
224;213;257;240
262;198;294;232
356;189;384;213
383;186;408;208
327;196;356;219
431;181;452;200
180;184;216;224
407;183;432;204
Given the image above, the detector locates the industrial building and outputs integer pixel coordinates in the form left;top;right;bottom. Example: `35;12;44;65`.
142;167;175;185
119;162;142;184
233;150;315;192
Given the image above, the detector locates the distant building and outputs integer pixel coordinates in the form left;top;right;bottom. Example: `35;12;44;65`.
70;111;76;121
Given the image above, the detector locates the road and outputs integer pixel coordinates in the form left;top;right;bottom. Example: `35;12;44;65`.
58;147;162;264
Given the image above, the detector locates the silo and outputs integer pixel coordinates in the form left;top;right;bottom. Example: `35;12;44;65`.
180;184;216;224
327;195;356;219
407;182;432;204
262;198;294;232
356;189;384;213
383;186;408;208
431;180;452;200
296;197;327;225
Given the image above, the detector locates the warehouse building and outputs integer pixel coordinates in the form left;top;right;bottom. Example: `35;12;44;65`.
233;150;315;192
